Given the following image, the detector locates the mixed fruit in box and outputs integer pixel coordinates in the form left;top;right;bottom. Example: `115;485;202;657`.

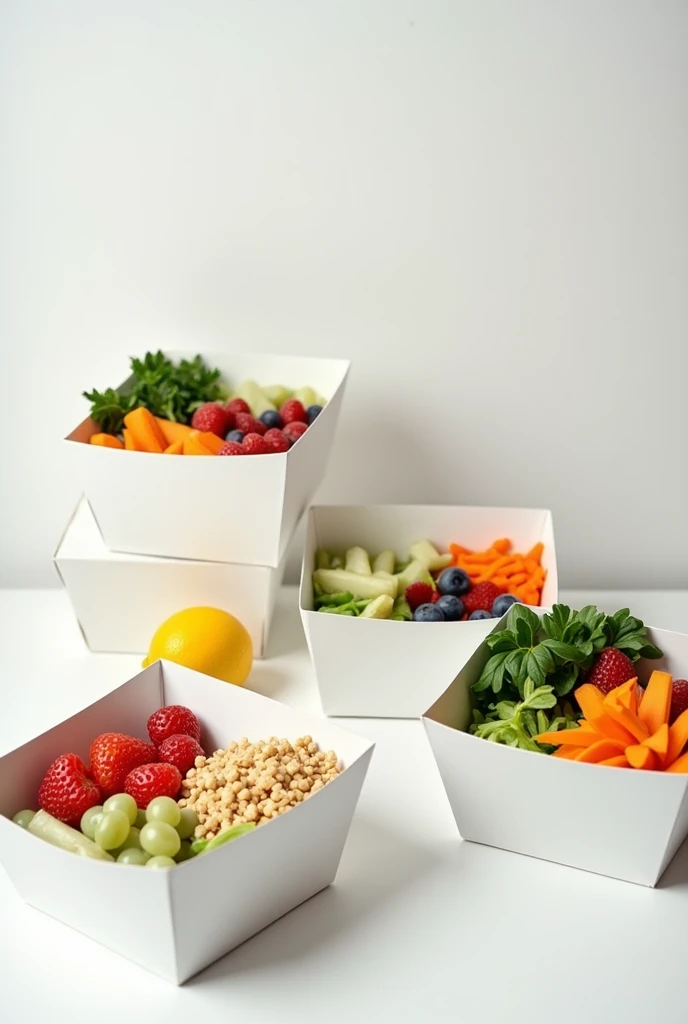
9;703;341;869
312;536;547;622
83;351;328;456
468;601;688;772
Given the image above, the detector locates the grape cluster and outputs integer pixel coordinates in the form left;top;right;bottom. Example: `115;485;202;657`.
81;794;199;869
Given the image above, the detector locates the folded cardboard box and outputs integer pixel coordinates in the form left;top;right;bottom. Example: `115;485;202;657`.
300;505;557;718
66;352;350;566
423;618;688;886
54;497;289;658
0;660;374;983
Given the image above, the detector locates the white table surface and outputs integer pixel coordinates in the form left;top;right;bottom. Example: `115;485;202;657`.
2;586;688;1023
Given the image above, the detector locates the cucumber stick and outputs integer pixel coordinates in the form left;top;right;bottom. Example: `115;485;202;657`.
394;559;435;594
28;810;114;861
313;568;397;601
359;595;394;619
372;550;396;575
409;540;453;572
235;380;276;417
345;546;372;575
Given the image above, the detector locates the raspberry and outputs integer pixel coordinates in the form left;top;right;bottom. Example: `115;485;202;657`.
463;581;502;614
89;733;159;797
158;734;205;776
219;441;246;456
283;421;308;443
226;398;251;417
405;582;434;611
263;428;290;453
235;412;266;436
191;403;231;437
38;753;102;827
148;705;201;746
243;433;271;455
124;763;182;809
586;649;636;696
670;680;688;723
280;399;307;424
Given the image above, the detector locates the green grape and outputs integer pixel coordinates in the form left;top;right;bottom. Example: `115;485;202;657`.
176;808;199;840
80;805;104;839
146;796;181;828
95;810;130;851
175;840;194;862
146;855;176;870
113;826;141;855
140;821;181;858
103;793;137;825
12;810;36;829
135;809;147;830
117;847;151;866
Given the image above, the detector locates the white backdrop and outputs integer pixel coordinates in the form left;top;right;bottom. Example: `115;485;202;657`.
1;0;686;589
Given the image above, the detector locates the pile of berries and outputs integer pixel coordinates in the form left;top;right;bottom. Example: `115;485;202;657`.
36;705;204;827
406;569;521;623
190;398;323;457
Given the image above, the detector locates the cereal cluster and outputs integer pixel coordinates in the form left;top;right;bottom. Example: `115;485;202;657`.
178;736;341;839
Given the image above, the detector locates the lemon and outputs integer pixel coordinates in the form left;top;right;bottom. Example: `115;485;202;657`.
143;607;253;686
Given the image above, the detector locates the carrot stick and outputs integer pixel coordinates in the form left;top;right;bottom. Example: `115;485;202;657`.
667;710;688;765
492;538;511;553
599;755;629;768
163;440;184;455
638;671;672;734
183;434;215;456
508;572;528;587
577;739;627;763
553;746;583;759
665;751;688;774
625;745;659;771
526;542;544;563
535;729;600;748
123;407;166;453
123;428;144;451
155;417;195;445
195;430;225;454
89;433;124;449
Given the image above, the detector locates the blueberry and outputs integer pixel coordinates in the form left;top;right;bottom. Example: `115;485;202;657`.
225;429;245;443
436;595;464;621
468;609;493;621
491;594;520;618
437;567;471;597
260;410;283;430
307;404;323;424
413;603;445;622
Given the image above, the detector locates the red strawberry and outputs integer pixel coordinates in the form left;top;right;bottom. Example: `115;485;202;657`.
463;581;502;614
124;763;182;808
38;753;102;827
226;398;251;417
283;421;308;443
147;704;201;746
263;428;290;453
90;734;158;797
243;432;271;455
158;734;205;776
586;648;636;696
405;581;434;611
235;412;266;436
219;441;246;456
191;403;231;437
280;399;307;424
669;680;688;723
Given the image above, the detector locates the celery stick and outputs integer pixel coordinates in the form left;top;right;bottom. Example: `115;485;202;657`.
28;810;114;861
359;595;394;619
395;559;435;594
345;546;372;575
372;550;395;575
313;568;397;600
409;540;453;572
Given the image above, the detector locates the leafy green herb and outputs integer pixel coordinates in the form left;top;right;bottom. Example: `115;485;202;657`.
469;679;571;752
315;592;372;616
84;351;224;434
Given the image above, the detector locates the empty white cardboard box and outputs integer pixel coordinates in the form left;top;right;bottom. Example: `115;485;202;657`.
300;505;557;718
0;660;374;984
423;616;688;887
54;497;289;658
66;352;350;566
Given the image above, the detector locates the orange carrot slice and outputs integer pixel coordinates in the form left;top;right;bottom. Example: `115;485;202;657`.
123;428;144;451
526;542;544;563
577;739;627;763
575;685;637;745
625;745;659;771
195;430;225;454
599;755;629;767
665;751;688;774
183;434;215;456
553;746;584;759
638;671;672;734
163;440;184;455
535;729;601;748
667;710;688;766
123;407;166;453
493;539;511;553
605;678;639;716
155;417;195;445
642;723;669;759
89;432;124;449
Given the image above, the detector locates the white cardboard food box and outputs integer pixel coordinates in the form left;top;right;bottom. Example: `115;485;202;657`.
54;497;289;659
299;505;557;719
423;616;688;887
0;660;374;984
66;352;350;566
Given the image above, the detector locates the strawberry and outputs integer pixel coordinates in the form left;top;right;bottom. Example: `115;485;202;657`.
235;412;266;436
147;704;201;746
405;581;434;611
124;763;182;808
463;581;502;614
670;680;688;723
191;403;231;437
38;753;102;827
243;432;271;455
158;734;205;776
280;399;307;424
89;733;159;797
219;441;246;456
226;397;251;417
283;421;308;443
586;648;636;695
263;428;290;453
